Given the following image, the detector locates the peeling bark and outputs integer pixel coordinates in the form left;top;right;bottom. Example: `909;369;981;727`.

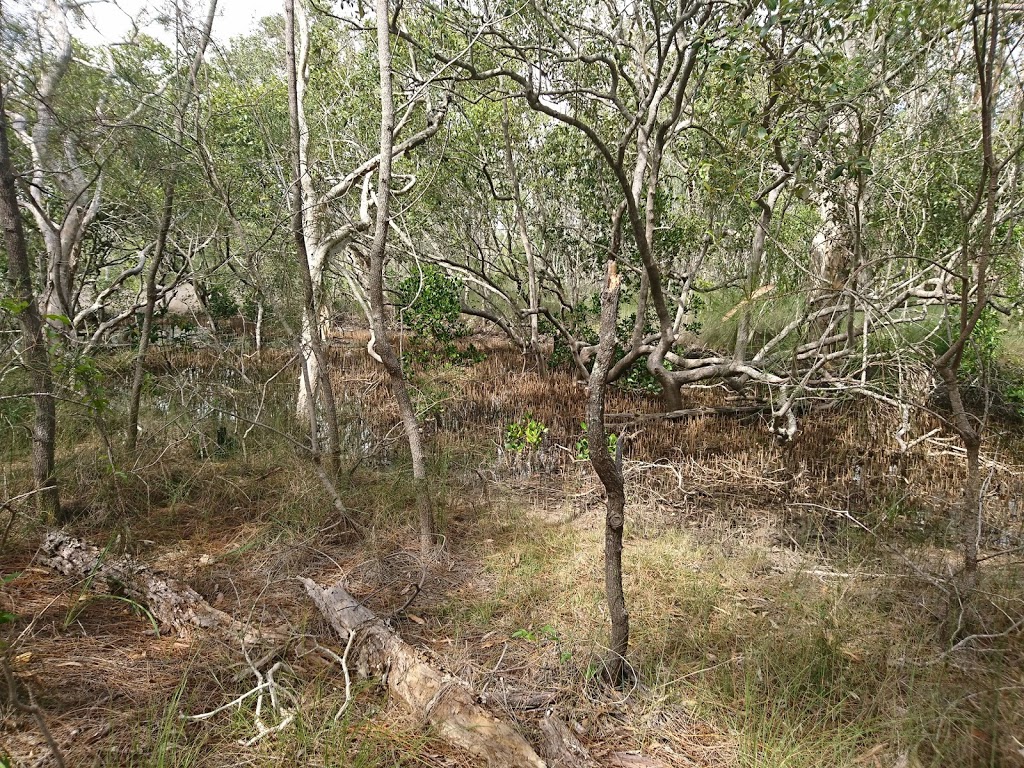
300;576;546;768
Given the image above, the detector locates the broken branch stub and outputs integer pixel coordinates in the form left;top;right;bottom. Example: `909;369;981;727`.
300;576;547;768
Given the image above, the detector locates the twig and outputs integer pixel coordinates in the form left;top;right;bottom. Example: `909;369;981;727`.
2;656;67;768
336;632;358;721
311;635;359;722
935;614;1024;660
393;583;421;616
184;680;273;721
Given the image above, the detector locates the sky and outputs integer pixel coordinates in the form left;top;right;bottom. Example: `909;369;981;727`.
71;0;284;47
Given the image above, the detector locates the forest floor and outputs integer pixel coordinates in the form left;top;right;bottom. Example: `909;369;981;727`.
3;339;1024;768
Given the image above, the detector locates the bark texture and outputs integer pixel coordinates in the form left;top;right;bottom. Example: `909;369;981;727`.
538;712;595;768
41;531;242;637
0;87;60;521
586;259;629;685
301;576;546;768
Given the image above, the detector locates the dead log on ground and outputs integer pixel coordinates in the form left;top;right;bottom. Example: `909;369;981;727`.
538;711;596;768
300;575;547;768
40;530;243;637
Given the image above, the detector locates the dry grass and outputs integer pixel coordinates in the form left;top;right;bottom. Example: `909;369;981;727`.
3;337;1024;767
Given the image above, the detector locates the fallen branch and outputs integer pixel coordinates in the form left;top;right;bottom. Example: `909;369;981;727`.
40;530;250;638
300;575;546;768
605;404;769;427
538;711;596;768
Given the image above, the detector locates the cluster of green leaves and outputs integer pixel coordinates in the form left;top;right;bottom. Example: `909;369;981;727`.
574;422;618;461
396;266;478;365
504;414;548;453
206;284;240;321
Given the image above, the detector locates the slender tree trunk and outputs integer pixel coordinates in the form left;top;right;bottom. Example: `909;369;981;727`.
587;258;628;685
366;0;435;554
126;182;173;453
933;0;1000;611
937;365;982;583
285;0;341;472
0;88;60;521
125;0;218;453
502;110;541;369
735;187;781;363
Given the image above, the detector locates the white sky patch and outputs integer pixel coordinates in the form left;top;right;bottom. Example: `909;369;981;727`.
71;0;283;47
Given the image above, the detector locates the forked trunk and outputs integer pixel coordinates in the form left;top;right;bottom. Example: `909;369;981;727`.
285;0;341;472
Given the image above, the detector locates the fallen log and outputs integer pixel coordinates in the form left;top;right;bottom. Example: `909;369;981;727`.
538;712;596;768
300;576;547;768
40;530;241;637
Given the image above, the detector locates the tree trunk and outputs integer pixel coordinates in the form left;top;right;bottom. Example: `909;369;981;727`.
365;0;434;553
1;89;60;521
502;109;542;369
41;531;241;636
300;576;546;768
126;181;173;453
285;0;341;471
125;0;218;454
937;365;981;582
932;0;1000;597
586;259;629;686
735;186;782;363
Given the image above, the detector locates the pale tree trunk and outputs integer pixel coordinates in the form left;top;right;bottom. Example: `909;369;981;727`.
366;0;435;554
126;0;217;453
735;185;783;363
302;577;545;767
587;258;628;685
255;299;264;355
285;0;341;471
14;0;102;330
0;87;60;521
501;109;541;368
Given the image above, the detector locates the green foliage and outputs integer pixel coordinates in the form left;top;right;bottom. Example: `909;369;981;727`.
55;354;109;415
546;296;600;371
504;414;548;453
963;307;1002;375
511;624;559;642
574;422;618;460
206;284;239;321
396;265;473;364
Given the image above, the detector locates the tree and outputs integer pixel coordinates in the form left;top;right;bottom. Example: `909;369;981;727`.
126;0;219;453
0;83;60;520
